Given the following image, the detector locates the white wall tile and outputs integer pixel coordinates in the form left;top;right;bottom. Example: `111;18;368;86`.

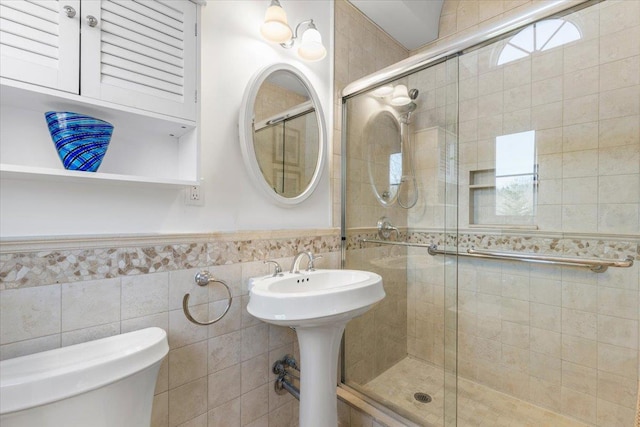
61;278;120;332
61;322;120;347
0;334;60;361
598;116;639;148
240;383;269;426
122;273;169;320
169;341;208;389
168;306;208;349
597;343;638;378
561;387;596;424
597;315;638;349
240;352;269;394
207;398;240;427
169;377;207;427
0;285;61;344
562;361;597;396
208;331;242;373
208;364;241;409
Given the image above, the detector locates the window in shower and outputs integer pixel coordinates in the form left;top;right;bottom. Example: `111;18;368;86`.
495;130;537;220
498;18;581;65
469;130;537;226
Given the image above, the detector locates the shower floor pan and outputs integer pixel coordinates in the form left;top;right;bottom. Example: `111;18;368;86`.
362;357;589;427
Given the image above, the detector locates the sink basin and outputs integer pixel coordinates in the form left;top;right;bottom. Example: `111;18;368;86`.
247;269;385;326
247;268;384;427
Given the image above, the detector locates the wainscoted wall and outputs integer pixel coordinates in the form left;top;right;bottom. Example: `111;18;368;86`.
0;230;343;427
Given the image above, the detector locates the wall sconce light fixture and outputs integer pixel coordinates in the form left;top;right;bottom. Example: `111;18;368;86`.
260;0;327;62
371;85;394;97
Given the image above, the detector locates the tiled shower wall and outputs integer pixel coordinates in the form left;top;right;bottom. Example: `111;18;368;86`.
456;0;639;233
333;0;409;227
405;231;639;426
336;0;413;387
0;231;341;427
404;1;640;425
344;238;408;385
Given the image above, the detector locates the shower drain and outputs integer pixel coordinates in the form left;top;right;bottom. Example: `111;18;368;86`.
414;392;432;403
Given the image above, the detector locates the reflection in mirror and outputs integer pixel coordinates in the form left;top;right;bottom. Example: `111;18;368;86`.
239;64;325;206
254;79;319;197
365;110;402;206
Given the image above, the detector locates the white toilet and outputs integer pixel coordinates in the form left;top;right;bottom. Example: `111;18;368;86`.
0;327;169;427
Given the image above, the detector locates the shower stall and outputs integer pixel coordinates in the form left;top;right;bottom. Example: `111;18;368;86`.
340;1;639;426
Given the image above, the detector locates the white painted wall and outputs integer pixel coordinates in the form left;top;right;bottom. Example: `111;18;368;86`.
0;1;334;238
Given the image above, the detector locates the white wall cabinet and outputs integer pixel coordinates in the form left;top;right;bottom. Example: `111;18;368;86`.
0;0;80;94
0;0;200;186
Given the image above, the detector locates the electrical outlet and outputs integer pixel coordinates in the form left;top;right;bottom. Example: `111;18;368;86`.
185;185;204;206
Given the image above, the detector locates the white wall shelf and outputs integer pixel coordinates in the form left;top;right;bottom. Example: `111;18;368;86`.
0;164;197;187
0;0;200;188
0;79;199;186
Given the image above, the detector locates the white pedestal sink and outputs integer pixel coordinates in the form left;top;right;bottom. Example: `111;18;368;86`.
247;269;384;427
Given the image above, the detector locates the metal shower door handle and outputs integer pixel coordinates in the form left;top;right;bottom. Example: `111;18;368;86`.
86;15;98;27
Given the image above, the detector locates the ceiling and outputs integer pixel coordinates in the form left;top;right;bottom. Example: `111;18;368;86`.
348;0;445;51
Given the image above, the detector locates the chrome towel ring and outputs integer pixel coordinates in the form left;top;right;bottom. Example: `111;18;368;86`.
182;271;233;326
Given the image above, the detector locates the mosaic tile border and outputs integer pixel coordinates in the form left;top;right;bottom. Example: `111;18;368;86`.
347;229;639;260
0;232;341;289
2;227;636;289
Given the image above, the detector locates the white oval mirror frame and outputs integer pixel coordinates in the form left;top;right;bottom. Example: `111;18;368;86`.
239;63;326;206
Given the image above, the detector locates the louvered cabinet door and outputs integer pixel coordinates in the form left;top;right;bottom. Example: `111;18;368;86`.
0;0;79;93
80;0;197;121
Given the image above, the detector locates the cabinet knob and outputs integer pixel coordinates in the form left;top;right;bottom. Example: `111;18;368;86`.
63;5;76;18
86;15;98;27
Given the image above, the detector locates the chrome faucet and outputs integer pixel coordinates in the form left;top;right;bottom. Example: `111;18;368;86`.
290;251;317;273
264;260;283;277
377;216;399;240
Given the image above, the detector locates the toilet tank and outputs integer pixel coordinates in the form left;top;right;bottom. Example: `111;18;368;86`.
0;327;169;427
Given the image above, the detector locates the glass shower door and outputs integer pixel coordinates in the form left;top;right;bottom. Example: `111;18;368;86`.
453;2;639;426
341;55;459;427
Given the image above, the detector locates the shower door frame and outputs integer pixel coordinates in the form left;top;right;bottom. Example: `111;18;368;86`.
339;0;601;425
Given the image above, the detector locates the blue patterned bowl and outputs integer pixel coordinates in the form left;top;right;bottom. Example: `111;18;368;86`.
45;111;113;172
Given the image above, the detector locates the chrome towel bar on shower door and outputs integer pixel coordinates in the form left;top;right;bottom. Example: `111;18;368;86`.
427;245;634;273
362;238;433;248
360;239;634;273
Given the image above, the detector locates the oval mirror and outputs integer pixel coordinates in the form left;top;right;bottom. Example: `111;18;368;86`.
365;110;402;206
239;64;326;206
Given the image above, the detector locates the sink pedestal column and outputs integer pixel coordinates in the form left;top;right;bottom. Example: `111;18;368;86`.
296;321;346;427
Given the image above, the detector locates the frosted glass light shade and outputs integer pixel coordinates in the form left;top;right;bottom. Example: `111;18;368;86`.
260;4;292;43
390;84;411;106
371;85;393;97
297;27;326;61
